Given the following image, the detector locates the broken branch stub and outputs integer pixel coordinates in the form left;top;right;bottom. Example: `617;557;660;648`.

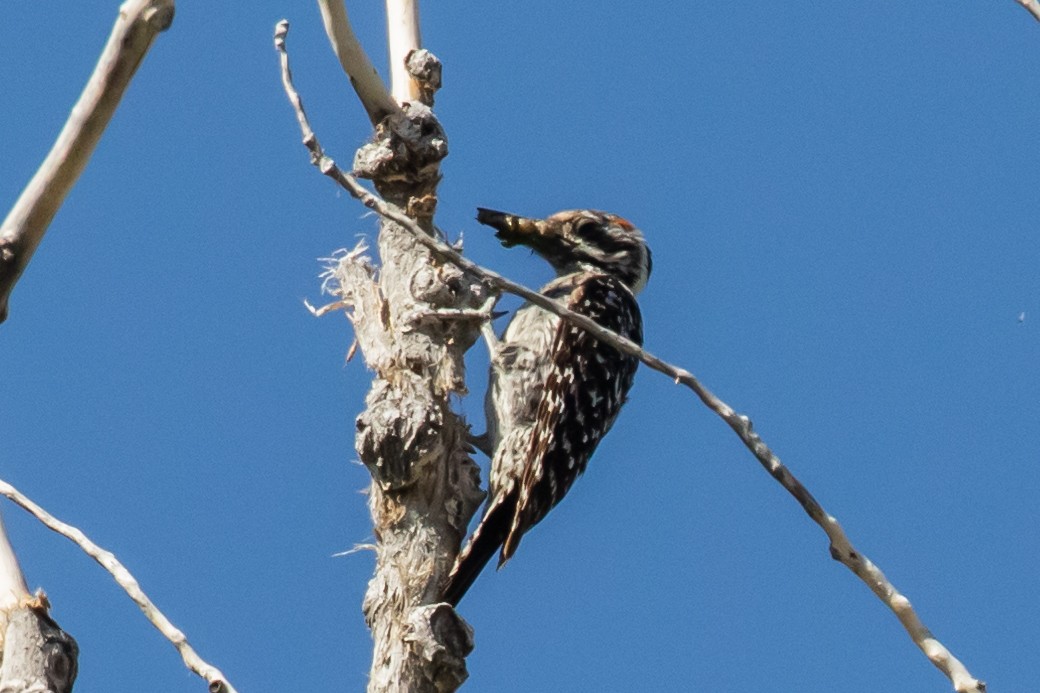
0;601;78;693
405;49;442;107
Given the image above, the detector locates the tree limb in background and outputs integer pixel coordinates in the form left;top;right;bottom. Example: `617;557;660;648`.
277;30;984;690
0;479;238;693
315;0;401;125
281;4;483;689
0;0;175;325
1014;0;1040;21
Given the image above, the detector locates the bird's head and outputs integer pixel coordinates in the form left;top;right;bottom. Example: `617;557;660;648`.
476;208;652;295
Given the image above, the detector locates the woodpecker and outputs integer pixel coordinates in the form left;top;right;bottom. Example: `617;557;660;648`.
441;208;651;606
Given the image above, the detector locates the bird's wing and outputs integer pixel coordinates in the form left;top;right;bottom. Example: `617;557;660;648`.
501;275;643;562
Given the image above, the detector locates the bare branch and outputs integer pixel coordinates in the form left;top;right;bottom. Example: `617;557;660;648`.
385;0;423;103
277;37;983;691
315;1;402;125
1014;0;1040;21
0;0;175;325
0;512;31;620
0;510;32;655
0;479;239;693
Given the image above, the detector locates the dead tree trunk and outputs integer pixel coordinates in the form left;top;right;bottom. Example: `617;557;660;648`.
349;110;485;693
303;8;487;688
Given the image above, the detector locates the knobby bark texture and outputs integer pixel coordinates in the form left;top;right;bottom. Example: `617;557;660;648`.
279;17;484;688
324;57;485;691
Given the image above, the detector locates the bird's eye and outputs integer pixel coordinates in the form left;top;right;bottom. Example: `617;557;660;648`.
574;219;600;237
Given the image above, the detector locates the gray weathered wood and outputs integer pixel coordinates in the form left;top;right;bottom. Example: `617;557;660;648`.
345;97;484;693
0;604;78;693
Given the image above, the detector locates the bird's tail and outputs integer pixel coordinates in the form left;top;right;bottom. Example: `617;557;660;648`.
441;495;515;606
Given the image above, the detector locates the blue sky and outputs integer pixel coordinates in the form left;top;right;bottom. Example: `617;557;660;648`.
3;2;1038;691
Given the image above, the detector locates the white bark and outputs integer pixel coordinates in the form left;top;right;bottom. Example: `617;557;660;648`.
316;0;401;125
0;0;175;324
0;3;178;689
385;0;423;104
0;512;30;627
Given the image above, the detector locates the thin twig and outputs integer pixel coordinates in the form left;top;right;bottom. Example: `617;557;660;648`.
276;20;985;693
0;0;175;325
0;479;239;693
315;1;401;125
1014;0;1040;21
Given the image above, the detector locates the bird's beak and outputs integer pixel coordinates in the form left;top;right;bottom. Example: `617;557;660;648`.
475;208;547;248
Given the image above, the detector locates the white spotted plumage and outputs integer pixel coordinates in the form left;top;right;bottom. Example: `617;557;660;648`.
441;209;651;606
